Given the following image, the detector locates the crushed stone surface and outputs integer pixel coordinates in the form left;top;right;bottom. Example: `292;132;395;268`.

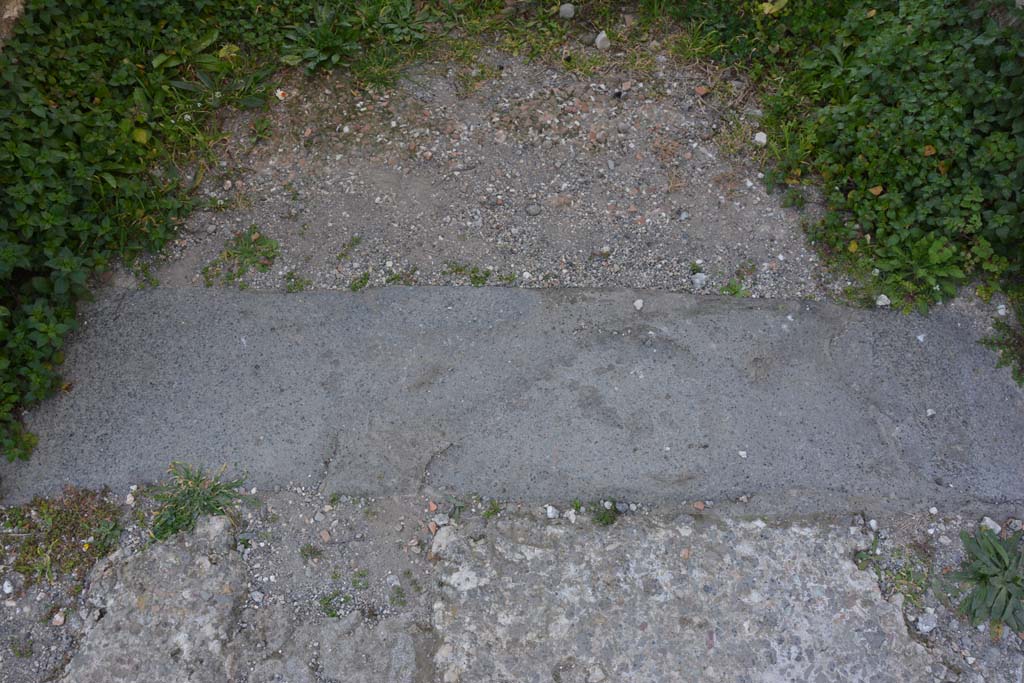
5;488;1022;682
133;49;849;301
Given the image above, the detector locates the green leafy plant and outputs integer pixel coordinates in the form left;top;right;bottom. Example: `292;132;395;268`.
678;0;1024;309
150;462;245;541
954;528;1024;630
202;225;279;287
282;5;361;72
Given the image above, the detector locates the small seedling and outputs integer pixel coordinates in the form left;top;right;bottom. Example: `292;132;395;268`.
349;271;371;292
445;262;491;286
981;298;1024;386
318;590;351;617
284;271;312;293
150;463;246;541
352;569;370;590
300;544;324;562
251;116;273;142
720;278;750;297
592;502;618;527
202;225;279;287
482;499;501;519
571;499;582;513
336;236;362;261
10;637;33;658
389;585;407;607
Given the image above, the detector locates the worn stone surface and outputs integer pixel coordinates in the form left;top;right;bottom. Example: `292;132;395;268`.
60;516;247;683
431;516;944;682
5;287;1023;520
18;501;1022;683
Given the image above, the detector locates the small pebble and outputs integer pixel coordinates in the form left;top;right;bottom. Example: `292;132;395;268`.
525;204;542;217
595;31;611;51
753;131;768;146
980;516;1001;534
875;294;891;307
633;298;644;311
545;505;560;519
559;3;575;19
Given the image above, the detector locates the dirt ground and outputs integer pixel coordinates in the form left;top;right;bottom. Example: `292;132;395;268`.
125;46;850;304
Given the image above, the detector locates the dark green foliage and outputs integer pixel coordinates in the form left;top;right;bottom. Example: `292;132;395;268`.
0;0;436;460
282;4;361;71
955;528;1024;630
676;0;1024;311
150;462;245;541
0;0;317;460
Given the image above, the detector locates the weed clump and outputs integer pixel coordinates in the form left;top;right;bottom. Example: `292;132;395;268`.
0;487;121;586
955;528;1024;630
150;462;245;541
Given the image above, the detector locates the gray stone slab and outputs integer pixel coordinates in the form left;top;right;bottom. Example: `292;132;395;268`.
3;287;1022;515
431;516;946;682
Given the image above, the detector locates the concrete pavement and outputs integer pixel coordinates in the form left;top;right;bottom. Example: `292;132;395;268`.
3;287;1022;515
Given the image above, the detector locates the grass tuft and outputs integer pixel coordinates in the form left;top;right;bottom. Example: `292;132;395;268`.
150;462;246;541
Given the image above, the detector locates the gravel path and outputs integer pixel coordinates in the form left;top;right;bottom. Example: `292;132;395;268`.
136;48;848;301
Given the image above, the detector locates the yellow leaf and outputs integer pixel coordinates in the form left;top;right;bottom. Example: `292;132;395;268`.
923;145;936;157
868;185;884;196
218;44;240;60
866;8;877;17
132;128;150;145
848;241;859;253
760;0;788;14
